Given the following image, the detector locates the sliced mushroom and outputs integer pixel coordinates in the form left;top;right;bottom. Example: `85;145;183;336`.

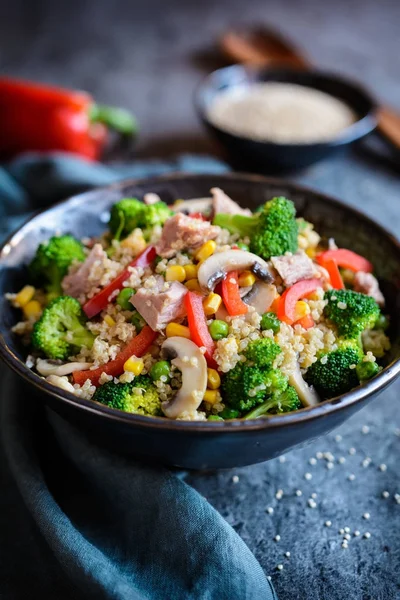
46;374;76;393
242;281;277;314
197;250;274;291
161;337;207;419
37;359;93;377
289;364;320;407
171;197;213;215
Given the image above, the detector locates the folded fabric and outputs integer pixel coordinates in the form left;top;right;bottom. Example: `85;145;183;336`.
0;153;277;600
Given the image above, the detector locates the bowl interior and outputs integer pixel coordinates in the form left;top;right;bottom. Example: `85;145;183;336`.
0;173;399;427
196;65;377;147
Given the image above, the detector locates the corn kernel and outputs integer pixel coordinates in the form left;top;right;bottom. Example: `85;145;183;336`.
185;279;202;292
293;301;310;321
15;285;35;308
203;389;219;404
104;314;116;327
165;265;186;283
207;368;221;390
305;247;317;259
123;356;144;375
238;270;256;287
203;293;222;316
120;229;146;253
166;322;191;339
23;300;42;319
183;264;198;280
195;240;216;262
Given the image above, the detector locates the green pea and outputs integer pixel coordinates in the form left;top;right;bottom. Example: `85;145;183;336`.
150;360;171;382
208;319;229;341
219;407;240;419
131;311;145;332
236;242;249;251
356;361;380;381
207;415;224;421
116;287;135;310
374;314;389;331
260;312;281;333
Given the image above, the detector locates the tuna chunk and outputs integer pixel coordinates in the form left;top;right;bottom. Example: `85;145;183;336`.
271;251;316;287
130;276;187;330
353;271;385;306
155;213;220;258
211;188;251;216
62;243;106;299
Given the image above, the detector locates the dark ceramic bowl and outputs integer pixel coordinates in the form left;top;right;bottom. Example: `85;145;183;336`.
195;66;377;172
0;173;399;469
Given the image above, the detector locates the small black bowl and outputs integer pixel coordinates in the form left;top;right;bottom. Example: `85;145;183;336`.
195;66;377;172
0;173;399;469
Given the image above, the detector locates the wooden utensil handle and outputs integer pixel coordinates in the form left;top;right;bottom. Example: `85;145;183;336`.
377;106;400;150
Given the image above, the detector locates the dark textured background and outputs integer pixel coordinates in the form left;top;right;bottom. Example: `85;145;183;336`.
1;0;399;598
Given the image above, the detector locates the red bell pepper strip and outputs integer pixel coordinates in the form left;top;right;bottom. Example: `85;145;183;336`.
83;245;156;318
319;258;344;290
221;271;248;316
73;325;157;387
316;249;373;273
295;313;315;329
277;279;323;325
184;291;217;369
0;77;136;160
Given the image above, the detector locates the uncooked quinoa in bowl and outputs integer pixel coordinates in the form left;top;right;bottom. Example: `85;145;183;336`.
7;187;391;422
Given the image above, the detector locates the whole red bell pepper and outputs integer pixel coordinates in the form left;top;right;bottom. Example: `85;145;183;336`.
0;77;137;160
83;245;156;319
73;325;157;387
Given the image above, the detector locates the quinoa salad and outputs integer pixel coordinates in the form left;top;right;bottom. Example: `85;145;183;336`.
8;187;391;421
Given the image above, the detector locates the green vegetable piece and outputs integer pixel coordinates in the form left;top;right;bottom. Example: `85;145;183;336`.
260;312;281;333
305;346;361;399
244;385;301;419
116;287;135;310
236;242;249;251
109;198;173;239
374;314;389;331
207;415;224;421
213;197;298;260
29;234;85;298
324;289;380;339
218;407;241;419
93;375;162;416
90;103;138;136
356;361;380;381
32;296;95;360
209;319;229;341
131;311;145;333
150;360;171;382
244;337;281;369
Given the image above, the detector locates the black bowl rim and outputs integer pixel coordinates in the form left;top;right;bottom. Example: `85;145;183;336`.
194;65;378;148
0;172;399;434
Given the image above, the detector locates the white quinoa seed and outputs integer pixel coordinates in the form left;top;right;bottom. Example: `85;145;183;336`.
279;456;286;463
266;507;274;515
296;490;303;497
338;457;346;464
325;520;332;527
334;435;342;442
348;474;356;481
382;491;390;499
232;475;239;484
363;513;370;520
316;451;324;459
309;457;317;466
304;473;312;481
284;551;291;558
379;464;387;472
277;564;284;571
349;447;356;455
354;530;361;537
274;535;281;542
361;425;370;434
363;532;371;539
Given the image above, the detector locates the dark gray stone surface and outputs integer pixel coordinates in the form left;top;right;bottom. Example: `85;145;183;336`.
1;0;399;598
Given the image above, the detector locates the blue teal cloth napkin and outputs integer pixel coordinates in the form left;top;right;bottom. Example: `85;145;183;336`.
0;153;277;600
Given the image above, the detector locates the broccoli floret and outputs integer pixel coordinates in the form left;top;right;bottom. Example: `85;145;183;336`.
244;337;282;368
324;289;380;339
244;385;301;419
305;346;361;399
218;407;241;419
32;296;95;360
213;197;298;260
29;235;85;298
109;198;172;239
93;375;162;416
356;360;380;381
222;362;288;412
